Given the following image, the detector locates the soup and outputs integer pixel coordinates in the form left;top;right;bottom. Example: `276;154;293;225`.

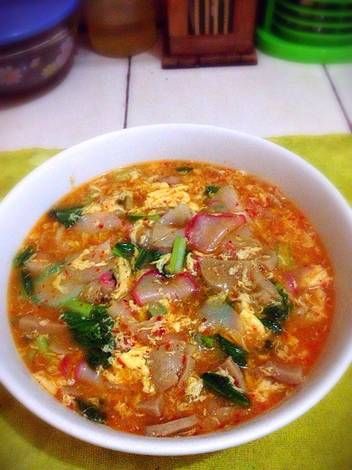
8;161;334;437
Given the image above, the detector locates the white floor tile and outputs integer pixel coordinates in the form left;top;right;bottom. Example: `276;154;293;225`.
0;46;128;150
128;47;349;136
327;64;352;129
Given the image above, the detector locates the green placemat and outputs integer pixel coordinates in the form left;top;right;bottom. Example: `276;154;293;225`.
0;135;351;470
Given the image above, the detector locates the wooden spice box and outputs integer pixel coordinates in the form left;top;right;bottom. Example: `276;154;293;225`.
162;0;258;68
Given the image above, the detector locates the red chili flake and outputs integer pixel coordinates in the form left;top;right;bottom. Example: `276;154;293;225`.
223;240;237;257
98;223;104;229
246;197;266;218
117;357;125;367
155;327;166;337
59;355;71;377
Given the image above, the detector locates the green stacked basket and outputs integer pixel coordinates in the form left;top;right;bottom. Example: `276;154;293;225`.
257;0;352;63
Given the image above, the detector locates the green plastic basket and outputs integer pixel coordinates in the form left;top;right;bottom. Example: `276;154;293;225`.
256;0;352;63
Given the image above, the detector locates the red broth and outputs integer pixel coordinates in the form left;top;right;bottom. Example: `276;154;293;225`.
8;161;334;437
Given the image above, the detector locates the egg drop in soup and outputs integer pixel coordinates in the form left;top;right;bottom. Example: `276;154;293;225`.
8;161;334;437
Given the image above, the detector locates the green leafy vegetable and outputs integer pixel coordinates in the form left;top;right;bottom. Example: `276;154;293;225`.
20;268;36;300
134;248;162;271
62;298;94;316
148;302;167;317
261;318;283;333
112;242;136;259
50;206;83;228
176;166;193;174
35;335;49;353
214;334;248;367
13;246;35;267
195;333;216;349
204;185;220;197
128;213;160;222
260;283;292;334
62;302;115;368
36;262;64;282
202;372;250;408
75;398;106;424
167;235;187;274
277;243;294;269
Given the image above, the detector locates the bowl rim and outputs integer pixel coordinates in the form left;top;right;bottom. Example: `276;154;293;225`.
0;124;351;456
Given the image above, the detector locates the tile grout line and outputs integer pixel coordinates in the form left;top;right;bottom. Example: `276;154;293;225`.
123;57;132;129
323;64;352;133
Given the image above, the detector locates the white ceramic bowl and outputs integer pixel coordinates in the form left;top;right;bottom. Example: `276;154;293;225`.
0;125;351;456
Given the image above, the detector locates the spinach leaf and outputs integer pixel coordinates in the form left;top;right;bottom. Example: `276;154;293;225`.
13;246;35;267
134;248;162;271
62;303;115;368
214;334;248;367
112;242;136;259
76;398;106;424
204;185;220;197
260;283;292;334
202;372;250;408
50;206;83;228
20;268;36;300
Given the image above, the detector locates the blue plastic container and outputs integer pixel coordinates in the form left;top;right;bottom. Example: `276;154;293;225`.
0;0;80;95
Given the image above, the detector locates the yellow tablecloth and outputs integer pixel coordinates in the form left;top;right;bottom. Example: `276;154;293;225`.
0;135;351;470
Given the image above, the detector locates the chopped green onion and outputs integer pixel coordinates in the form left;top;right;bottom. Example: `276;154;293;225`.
61;298;95;317
134;248;162;270
13;246;35;267
148;302;167;317
112;242;136;259
176;166;193;174
276;243;294;269
202;372;250;407
76;398;106;423
195;333;216;349
214;334;248;367
50;206;83;228
35;335;49;353
204;185;220;197
167;235;187;274
148;214;161;222
114;170;132;181
128;213;160;222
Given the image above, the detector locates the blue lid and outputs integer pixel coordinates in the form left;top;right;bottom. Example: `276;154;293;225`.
0;0;80;47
